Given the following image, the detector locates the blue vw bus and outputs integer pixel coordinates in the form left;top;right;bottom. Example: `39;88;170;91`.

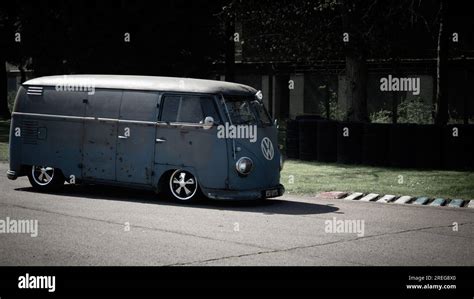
7;75;284;201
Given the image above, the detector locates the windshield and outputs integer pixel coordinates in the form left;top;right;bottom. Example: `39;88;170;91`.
224;97;273;126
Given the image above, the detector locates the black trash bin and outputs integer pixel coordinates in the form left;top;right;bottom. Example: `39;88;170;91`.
388;124;417;168
337;122;364;164
414;125;442;169
298;119;318;161
285;119;299;159
316;120;338;162
362;123;390;166
442;124;474;170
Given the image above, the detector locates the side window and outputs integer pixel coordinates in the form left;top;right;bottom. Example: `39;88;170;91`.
120;91;159;121
200;97;221;123
178;96;203;123
161;95;220;124
161;96;180;123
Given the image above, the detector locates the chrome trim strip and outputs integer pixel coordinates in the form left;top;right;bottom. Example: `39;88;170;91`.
12;112;210;128
156;121;210;128
117;119;156;125
13;112;92;121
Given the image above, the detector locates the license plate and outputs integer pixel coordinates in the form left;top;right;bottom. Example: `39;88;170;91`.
265;189;279;197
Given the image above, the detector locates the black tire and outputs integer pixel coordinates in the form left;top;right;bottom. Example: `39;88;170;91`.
27;165;65;192
168;169;199;202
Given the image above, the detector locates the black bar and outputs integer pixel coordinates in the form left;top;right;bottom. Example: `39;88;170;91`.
0;267;472;298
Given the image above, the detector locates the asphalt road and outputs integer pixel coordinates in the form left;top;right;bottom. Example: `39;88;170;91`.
0;163;473;266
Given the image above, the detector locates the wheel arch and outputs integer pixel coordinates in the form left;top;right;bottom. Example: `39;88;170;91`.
156;166;202;194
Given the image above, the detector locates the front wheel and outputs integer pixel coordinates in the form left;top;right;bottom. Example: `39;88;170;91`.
27;165;65;192
168;169;199;202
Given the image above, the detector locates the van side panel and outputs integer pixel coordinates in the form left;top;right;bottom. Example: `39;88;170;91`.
8;87;26;176
82;89;122;181
116;91;159;184
13;86;86;179
154;94;228;190
154;125;229;190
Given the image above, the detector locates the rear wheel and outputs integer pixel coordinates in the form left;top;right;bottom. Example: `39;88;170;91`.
168;169;199;202
27;165;65;191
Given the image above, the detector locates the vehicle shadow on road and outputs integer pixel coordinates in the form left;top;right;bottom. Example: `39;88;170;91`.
15;184;339;216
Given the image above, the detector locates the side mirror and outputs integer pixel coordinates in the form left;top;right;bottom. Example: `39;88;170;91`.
203;116;214;130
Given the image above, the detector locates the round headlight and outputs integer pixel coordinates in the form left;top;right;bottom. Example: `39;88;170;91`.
236;157;253;176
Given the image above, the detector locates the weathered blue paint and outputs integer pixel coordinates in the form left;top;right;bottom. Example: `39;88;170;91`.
7;75;284;200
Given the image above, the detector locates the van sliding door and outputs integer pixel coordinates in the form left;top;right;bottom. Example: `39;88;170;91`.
116;91;159;185
82;89;122;181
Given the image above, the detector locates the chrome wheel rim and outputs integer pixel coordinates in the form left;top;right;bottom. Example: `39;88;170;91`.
169;170;198;200
32;166;55;186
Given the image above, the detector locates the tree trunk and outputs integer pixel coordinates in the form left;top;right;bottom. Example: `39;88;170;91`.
224;18;235;82
463;59;468;124
19;64;26;83
340;0;369;123
345;54;369;122
435;0;449;125
325;84;330;119
391;58;400;124
0;59;11;119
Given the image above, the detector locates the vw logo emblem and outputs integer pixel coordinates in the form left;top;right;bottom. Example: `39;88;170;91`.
261;137;274;160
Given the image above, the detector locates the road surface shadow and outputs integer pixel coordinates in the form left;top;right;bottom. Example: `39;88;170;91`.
15;184;338;216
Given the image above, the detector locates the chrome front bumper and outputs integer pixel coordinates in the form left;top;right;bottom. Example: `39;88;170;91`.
6;170;18;180
203;184;285;201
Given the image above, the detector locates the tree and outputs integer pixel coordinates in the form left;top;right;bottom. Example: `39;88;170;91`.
224;17;236;82
0;0;227;120
434;0;449;125
222;0;440;122
0;3;19;119
0;61;8;119
339;0;369;122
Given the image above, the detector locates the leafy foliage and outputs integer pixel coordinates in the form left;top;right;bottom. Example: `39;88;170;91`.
7;91;16;112
222;0;439;63
370;109;392;124
1;1;225;77
318;91;344;121
370;97;434;124
397;97;434;124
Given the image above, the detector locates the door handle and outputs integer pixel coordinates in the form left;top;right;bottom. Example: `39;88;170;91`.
118;135;128;139
156;138;166;143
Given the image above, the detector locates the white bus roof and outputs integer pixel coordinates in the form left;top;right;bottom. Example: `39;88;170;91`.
23;75;257;96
